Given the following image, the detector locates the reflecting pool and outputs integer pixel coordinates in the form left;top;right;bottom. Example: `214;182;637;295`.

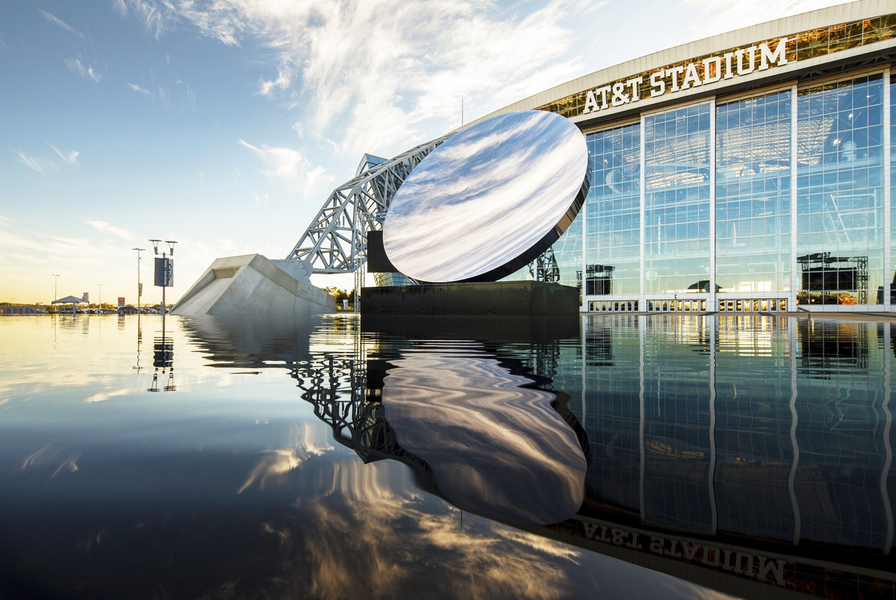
1;312;895;599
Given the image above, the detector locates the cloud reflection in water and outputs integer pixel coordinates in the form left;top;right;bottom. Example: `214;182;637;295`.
298;459;583;600
381;344;586;525
238;422;334;492
284;452;717;600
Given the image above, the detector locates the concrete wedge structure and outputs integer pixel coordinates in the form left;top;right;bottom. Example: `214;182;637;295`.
171;254;335;318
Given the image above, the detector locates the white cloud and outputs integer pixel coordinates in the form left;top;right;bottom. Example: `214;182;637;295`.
39;9;84;37
239;139;334;199
293;122;304;139
113;0;174;39
128;82;151;94
49;144;80;165
117;0;585;157
112;0;128;17
16;151;53;178
256;70;290;96
0;216;147;304
86;219;135;240
65;57;102;83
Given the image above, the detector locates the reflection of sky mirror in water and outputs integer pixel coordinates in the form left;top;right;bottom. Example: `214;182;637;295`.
383;110;588;282
381;343;587;525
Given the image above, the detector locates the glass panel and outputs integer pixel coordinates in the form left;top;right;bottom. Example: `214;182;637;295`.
891;76;896;305
716;90;792;295
585;123;641;295
796;75;885;306
552;215;584;289
644;103;712;294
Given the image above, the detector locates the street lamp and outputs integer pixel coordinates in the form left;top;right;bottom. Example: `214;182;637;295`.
150;239;177;331
132;248;145;310
52;274;60;300
97;284;103;311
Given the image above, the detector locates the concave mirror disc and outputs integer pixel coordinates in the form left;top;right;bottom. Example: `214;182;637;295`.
383;110;589;283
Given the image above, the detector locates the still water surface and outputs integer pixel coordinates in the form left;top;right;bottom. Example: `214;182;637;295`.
1;313;894;599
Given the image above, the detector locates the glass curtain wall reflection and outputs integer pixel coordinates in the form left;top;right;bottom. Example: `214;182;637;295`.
644;103;712;295
640;316;714;533
585;124;641;297
793;319;891;548
579;315;896;553
581;316;641;515
796;75;884;305
713;316;797;543
716;90;793;295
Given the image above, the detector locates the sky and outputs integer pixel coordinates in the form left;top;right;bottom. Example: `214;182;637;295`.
0;0;853;305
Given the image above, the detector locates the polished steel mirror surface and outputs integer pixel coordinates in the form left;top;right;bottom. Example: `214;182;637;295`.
383;110;589;283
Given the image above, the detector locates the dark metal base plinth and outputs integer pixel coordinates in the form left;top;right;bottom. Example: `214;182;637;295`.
360;281;580;316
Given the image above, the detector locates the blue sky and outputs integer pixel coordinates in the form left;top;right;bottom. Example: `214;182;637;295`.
0;0;848;304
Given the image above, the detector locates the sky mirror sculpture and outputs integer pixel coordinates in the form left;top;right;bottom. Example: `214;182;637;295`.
383;110;590;283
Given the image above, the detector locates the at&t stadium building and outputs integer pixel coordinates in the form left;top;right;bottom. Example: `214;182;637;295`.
292;0;896;314
501;0;896;313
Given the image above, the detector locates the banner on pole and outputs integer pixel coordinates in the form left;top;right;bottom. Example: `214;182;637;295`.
154;257;173;287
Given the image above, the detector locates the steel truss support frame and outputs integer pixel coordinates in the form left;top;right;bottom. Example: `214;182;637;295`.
529;246;560;283
286;135;451;274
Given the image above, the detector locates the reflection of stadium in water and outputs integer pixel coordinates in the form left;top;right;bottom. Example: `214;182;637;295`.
180;314;896;598
566;315;895;598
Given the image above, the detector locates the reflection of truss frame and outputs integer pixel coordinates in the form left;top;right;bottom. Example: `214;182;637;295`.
288;339;569;465
290;356;428;469
286;136;451;273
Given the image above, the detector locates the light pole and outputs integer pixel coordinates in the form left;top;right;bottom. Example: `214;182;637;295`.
150;239;177;331
97;284;103;311
132;248;145;310
52;274;60;300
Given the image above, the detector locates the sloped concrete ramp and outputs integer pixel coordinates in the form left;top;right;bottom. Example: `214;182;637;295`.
171;254;336;317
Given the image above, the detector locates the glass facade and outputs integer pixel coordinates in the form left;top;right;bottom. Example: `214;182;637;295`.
716;90;792;295
891;76;896;306
585;123;640;296
536;68;894;312
796;74;884;305
644;103;712;296
552;211;583;290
